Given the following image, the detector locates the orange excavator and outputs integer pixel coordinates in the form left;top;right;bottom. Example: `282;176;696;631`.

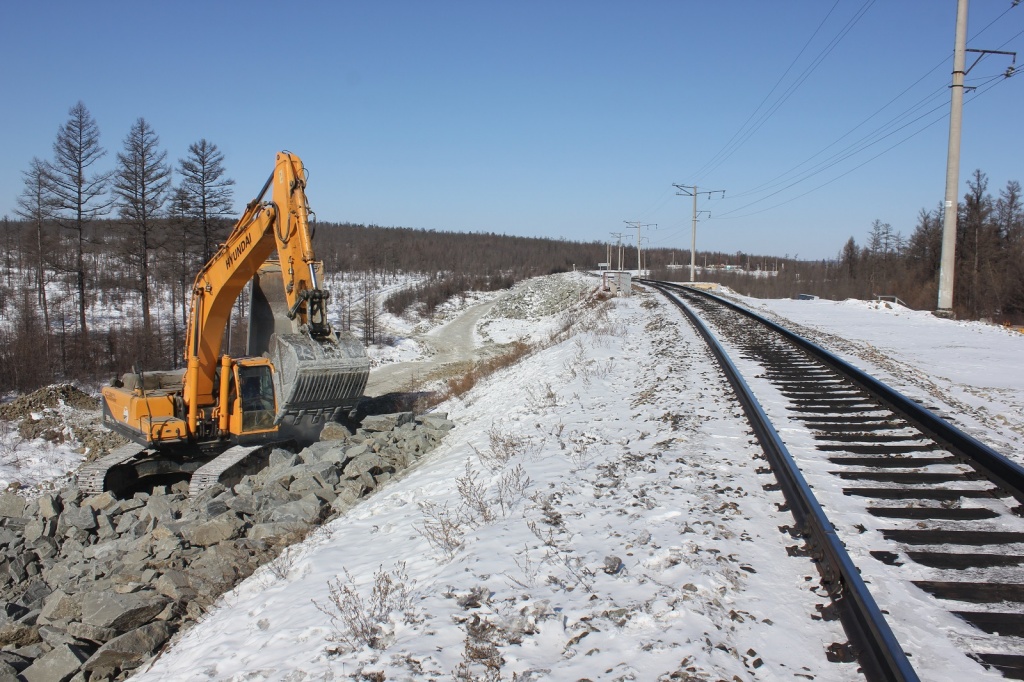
90;152;369;496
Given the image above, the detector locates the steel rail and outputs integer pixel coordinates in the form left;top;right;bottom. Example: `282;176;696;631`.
645;280;919;682
652;280;1024;507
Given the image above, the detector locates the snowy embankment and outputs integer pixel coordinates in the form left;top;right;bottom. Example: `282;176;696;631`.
132;278;856;681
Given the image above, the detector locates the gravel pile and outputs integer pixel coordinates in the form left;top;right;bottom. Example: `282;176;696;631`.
487;273;594;320
0;386;97;422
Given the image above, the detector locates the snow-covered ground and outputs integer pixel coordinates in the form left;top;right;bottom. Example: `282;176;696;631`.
1;276;1020;680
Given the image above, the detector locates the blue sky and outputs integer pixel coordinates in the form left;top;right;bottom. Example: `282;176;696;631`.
2;1;1023;260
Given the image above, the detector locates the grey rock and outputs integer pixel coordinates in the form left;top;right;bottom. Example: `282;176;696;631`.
255;480;296;506
60;506;96;532
317;422;351;442
30;537;58;561
82;492;117;513
80;591;168;632
36;495;63;521
288;474;329;497
0;652;28;671
417;413;454;432
0;661;19;681
193;499;229;520
344;452;388;477
111;498;144;515
268;449;300;470
360;412;414;432
37;624;79;649
114;510;139;536
143;494;184;522
247;521;309;543
64;621;119;645
95;512;117;541
2;602;30;622
225;494;258;516
20;642;88;682
181;513;245;547
39;591;80;624
330;485;362;515
0;528;18;548
23;519;57;543
153;571;196;602
603;555;624;575
82;621;171;672
7;641;50;661
0;493;26;519
268;494;327;526
344;443;369;460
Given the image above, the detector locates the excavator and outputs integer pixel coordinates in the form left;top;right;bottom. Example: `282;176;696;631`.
89;152;370;496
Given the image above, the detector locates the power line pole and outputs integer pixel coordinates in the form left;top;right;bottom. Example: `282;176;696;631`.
936;0;1017;316
673;184;725;283
936;0;969;317
610;232;625;271
623;222;655;276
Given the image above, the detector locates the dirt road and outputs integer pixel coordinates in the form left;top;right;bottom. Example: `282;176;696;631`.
365;299;497;397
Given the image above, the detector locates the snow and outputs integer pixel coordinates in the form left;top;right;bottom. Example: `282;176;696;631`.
2;276;1021;680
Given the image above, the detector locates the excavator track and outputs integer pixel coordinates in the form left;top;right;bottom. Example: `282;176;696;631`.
79;443;146;496
80;443;278;498
188;444;274;496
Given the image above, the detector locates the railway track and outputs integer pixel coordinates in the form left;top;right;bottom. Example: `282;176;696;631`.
644;280;1024;681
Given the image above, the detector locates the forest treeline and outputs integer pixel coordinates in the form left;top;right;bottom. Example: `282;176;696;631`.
3;101;1021;397
656;170;1023;324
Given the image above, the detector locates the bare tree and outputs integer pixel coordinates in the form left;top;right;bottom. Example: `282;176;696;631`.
14;158;55;341
177;139;235;262
960;170;996;318
839;237;858;280
113;117;172;346
45;101;113;346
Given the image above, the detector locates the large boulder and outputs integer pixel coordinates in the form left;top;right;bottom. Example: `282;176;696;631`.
82;621;171;672
0;494;26;519
181;513;245;547
360;412;414;432
80;591;168;632
19;643;88;682
38;590;80;625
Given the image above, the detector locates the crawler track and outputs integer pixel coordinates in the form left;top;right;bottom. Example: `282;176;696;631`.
645;280;1024;681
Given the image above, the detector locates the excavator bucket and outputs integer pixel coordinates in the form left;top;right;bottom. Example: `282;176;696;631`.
249;261;369;443
269;331;369;420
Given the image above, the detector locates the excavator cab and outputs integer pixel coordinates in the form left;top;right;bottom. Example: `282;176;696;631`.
232;360;277;435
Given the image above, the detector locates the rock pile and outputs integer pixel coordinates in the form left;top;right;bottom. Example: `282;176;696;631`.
0;386;98;422
0;411;453;681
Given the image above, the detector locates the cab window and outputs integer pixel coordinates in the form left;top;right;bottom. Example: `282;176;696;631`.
238;365;275;432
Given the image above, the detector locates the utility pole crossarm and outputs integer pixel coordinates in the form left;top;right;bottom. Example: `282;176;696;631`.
623;221;655;277
673;184;726;283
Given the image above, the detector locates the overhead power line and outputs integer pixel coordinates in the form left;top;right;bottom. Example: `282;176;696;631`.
711;72;1015;221
692;0;1020;211
693;0;876;183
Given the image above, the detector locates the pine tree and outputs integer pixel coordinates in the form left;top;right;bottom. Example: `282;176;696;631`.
45;101;113;348
177;139;235;262
113;117;172;347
